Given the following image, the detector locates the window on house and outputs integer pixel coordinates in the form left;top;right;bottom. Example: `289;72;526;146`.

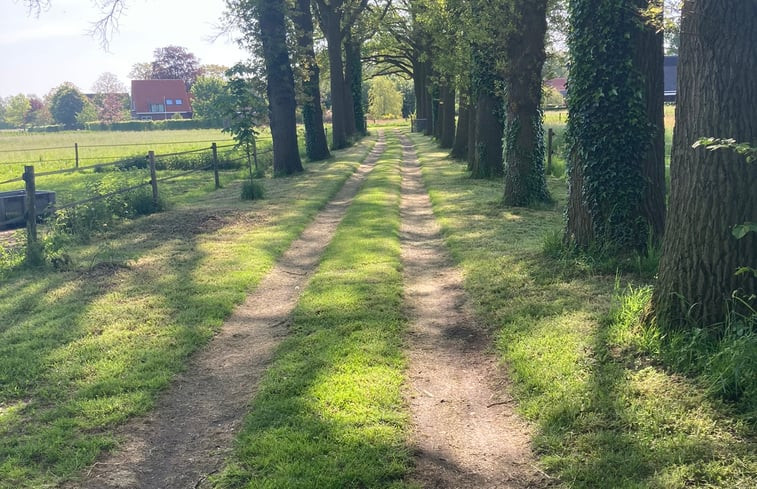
175;99;183;105
166;99;174;105
150;104;165;113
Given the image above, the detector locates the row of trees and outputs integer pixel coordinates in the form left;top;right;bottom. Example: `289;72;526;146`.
0;75;130;129
19;0;754;331
363;0;754;331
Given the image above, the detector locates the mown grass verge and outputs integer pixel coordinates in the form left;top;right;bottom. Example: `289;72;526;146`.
213;135;412;488
0;138;375;488
407;131;756;489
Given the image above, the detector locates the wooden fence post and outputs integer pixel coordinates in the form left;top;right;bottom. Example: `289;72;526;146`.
23;165;42;264
148;151;159;208
74;143;79;169
211;142;220;189
547;128;554;175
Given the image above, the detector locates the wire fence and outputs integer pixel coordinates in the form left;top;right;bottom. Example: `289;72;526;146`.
0;137;273;168
0;140;277;266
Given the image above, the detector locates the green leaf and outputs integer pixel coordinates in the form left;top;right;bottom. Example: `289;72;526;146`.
732;222;757;239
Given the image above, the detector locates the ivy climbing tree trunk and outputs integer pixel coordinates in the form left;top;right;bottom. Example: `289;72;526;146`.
468;0;503;179
565;0;649;251
258;0;304;176
294;0;330;161
634;0;666;243
502;0;551;206
652;0;756;329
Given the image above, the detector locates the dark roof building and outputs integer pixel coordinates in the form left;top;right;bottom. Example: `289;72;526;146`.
131;79;193;120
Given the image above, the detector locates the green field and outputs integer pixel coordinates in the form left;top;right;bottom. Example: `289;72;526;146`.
0;129;283;221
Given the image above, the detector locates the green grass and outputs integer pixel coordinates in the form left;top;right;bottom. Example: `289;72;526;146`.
0;128;237;174
407;131;756;489
213;134;412;488
0;138;375;488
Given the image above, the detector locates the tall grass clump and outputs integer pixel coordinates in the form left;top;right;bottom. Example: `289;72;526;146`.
240;180;265;201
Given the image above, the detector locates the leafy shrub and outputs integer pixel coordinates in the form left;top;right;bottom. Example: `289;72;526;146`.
241;180;264;200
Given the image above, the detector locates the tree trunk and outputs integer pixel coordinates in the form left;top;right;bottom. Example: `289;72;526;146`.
317;2;349;149
652;0;757;329
470;91;503;179
634;1;666;243
259;0;303;176
564;0;650;252
439;81;456;149
451;94;469;159
294;0;330;161
502;0;551;206
345;34;365;135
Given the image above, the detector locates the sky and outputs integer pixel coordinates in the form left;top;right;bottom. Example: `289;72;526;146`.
0;0;248;98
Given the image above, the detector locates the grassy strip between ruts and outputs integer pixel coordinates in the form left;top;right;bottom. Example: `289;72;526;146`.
406;131;756;489
213;134;412;488
0;137;374;488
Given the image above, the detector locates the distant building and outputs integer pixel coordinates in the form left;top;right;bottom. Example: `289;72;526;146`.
130;79;193;120
545;77;567;98
664;56;678;103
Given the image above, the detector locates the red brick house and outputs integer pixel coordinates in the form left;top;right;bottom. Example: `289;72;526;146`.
131;79;193;120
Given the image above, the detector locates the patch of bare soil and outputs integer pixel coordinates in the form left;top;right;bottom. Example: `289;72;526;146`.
65;133;386;489
398;132;552;489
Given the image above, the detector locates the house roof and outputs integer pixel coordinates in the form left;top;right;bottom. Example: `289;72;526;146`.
545;77;567;95
131;79;192;114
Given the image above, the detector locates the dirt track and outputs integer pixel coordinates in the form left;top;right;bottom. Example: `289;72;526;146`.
68;133;386;489
398;132;549;488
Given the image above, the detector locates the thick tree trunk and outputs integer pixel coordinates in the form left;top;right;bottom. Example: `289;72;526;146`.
564;0;649;252
345;35;365;135
470;91;503;179
439;82;456;149
502;0;551;206
294;0;330;161
317;2;349;149
259;0;303;176
653;0;757;329
634;1;666;243
451;95;469;159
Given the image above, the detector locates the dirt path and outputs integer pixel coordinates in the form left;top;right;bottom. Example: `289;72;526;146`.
69;133;387;489
398;132;550;489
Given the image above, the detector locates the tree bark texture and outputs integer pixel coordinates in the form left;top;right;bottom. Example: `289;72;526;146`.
316;0;349;149
294;0;330;161
633;0;666;243
471;91;504;179
653;0;757;329
345;34;366;134
451;95;469;159
259;0;304;176
502;0;551;206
